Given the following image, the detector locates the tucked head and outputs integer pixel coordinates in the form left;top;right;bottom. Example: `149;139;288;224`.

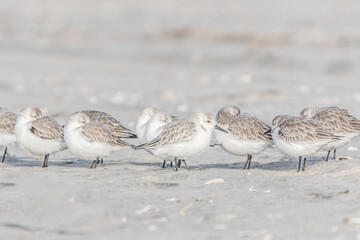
195;112;228;133
194;112;229;133
196;113;215;126
19;107;42;121
299;107;323;118
272;115;291;127
67;113;91;126
216;105;240;124
139;107;160;122
149;112;172;126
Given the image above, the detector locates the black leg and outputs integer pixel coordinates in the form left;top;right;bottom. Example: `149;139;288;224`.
247;155;253;170
1;147;7;163
333;150;336;160
90;159;98;169
170;162;173;167
182;160;189;171
42;154;49;168
297;156;302;172
173;158;178;171
302;158;307;171
90;160;96;169
95;158;104;165
93;158;98;169
178;159;182;168
243;158;249;170
325;150;331;162
162;161;166;168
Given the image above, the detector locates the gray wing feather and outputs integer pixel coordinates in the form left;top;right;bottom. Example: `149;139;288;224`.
82;123;134;148
30;116;64;140
135;121;196;149
228;115;272;141
279;118;340;142
0;111;17;135
82;110;137;138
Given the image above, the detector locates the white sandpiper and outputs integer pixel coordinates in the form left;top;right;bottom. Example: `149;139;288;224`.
145;111;176;168
135;107;160;144
135;112;227;171
300;106;360;161
64;112;134;169
271;115;340;172
215;105;273;169
0;108;17;163
135;107;177;167
15;107;67;167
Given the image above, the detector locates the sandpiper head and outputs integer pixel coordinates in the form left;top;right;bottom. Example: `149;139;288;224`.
299;107;322;118
149;112;172;126
194;113;228;133
67;112;91;127
216;105;240;124
19;107;42;121
198;113;215;126
272;115;291;127
139;107;160;122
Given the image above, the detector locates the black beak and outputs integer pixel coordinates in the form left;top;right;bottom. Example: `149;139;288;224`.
209;140;219;147
264;129;271;135
215;125;228;133
171;115;179;121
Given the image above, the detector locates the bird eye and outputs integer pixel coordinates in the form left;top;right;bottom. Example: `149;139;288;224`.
207;120;211;123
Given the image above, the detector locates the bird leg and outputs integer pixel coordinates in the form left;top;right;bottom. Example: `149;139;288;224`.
182;160;189;171
173;158;178;171
1;147;7;163
297;156;302;172
42;154;49;168
247;154;253;170
325;150;331;162
162;161;166;168
243;156;250;170
333;150;336;160
302;158;307;171
177;159;182;168
90;158;99;169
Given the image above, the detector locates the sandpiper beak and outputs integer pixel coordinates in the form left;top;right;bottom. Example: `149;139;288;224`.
215;125;228;133
171;115;179;121
264;129;271;135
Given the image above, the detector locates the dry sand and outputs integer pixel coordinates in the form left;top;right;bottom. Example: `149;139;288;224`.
1;0;360;239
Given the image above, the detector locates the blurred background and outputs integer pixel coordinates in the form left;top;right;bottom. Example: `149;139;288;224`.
1;2;360;239
1;0;360;126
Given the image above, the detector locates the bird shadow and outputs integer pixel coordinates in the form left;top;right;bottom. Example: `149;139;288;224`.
252;156;325;171
1;155;328;172
2;155;165;169
178;156;326;171
193;161;247;170
123;160;165;168
1;156;92;168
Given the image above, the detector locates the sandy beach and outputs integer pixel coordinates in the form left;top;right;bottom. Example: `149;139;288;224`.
1;0;360;239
